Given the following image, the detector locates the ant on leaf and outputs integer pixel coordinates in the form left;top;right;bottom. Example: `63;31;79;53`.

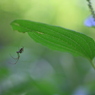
11;47;24;64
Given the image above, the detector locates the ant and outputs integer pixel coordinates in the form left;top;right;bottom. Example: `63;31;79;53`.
11;47;24;64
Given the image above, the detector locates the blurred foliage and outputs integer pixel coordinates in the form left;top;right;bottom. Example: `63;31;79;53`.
0;0;95;95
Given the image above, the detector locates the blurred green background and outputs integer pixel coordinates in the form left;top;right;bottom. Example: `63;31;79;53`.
0;0;95;95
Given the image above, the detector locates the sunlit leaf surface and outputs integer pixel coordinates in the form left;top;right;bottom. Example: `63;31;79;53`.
11;20;95;64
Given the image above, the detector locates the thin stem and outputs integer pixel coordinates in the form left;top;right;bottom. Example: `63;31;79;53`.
87;0;95;21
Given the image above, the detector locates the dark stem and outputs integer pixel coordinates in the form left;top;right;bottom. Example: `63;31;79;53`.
87;0;95;21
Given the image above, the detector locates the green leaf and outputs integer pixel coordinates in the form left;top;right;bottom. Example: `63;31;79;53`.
10;20;95;67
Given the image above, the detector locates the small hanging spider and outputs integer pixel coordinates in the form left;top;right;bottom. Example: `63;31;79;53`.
11;47;24;64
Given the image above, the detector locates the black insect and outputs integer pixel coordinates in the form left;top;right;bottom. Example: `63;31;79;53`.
11;47;24;64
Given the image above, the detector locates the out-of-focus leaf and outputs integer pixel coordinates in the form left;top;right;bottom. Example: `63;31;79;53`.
11;20;95;68
2;77;59;95
0;68;9;80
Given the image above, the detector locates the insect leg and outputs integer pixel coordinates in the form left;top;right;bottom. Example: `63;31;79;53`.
10;54;18;59
14;53;20;64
